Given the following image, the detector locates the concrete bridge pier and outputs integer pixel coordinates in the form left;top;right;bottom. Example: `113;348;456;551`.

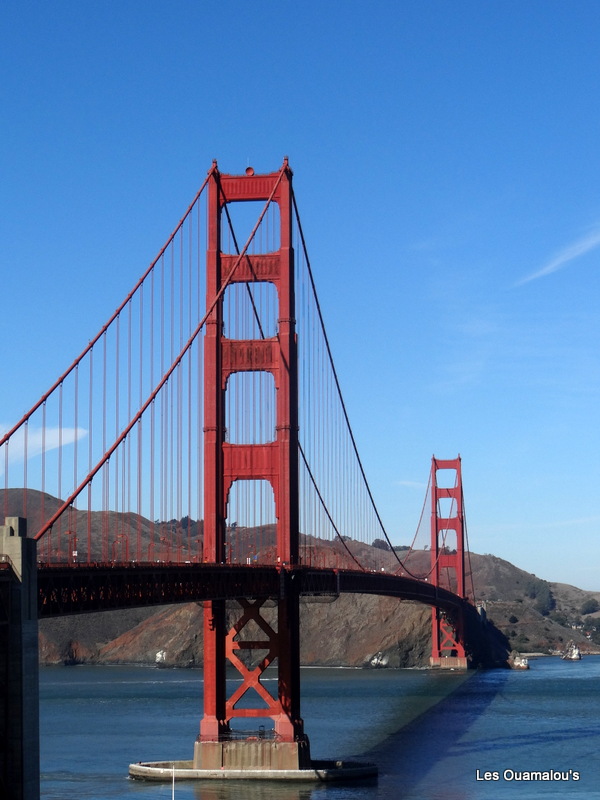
0;517;39;800
430;655;469;669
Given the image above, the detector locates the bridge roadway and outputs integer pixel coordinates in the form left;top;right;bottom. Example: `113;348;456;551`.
37;561;491;664
37;561;470;617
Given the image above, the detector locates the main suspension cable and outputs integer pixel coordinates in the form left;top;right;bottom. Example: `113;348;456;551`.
292;191;420;575
34;164;288;542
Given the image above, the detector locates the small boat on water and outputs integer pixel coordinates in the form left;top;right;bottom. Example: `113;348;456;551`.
509;653;529;670
561;641;582;661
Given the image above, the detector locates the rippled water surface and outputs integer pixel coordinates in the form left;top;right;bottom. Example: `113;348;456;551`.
40;656;600;799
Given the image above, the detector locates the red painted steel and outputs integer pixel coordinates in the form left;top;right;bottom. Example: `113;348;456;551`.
430;456;467;660
200;160;304;743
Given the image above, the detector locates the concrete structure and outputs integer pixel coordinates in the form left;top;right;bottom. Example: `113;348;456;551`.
193;737;311;771
0;517;39;800
430;655;469;669
129;758;377;782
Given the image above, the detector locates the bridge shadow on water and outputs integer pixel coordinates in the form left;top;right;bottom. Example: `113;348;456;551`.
123;664;600;800
359;668;512;800
356;665;600;800
162;671;506;800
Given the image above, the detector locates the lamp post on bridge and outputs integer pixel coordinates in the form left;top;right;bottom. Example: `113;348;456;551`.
66;530;78;564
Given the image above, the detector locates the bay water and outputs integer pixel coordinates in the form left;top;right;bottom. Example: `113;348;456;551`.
40;656;600;800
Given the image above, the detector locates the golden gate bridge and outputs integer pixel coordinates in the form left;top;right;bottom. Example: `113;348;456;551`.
0;160;499;798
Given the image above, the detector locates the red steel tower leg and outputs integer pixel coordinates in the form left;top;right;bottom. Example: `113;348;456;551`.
429;456;468;668
195;160;308;770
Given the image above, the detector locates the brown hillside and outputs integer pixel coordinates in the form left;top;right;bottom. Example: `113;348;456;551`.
38;549;600;666
3;489;597;665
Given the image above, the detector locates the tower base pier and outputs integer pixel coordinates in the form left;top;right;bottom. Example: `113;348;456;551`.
129;758;377;783
193;737;311;771
430;656;469;669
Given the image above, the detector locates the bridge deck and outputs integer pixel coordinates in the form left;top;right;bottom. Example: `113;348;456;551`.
37;562;468;617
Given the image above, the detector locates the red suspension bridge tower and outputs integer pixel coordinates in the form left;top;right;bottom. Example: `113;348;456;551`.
196;160;309;770
0;157;490;795
429;456;468;668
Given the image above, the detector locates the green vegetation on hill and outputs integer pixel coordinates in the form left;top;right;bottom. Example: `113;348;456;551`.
524;577;556;616
581;598;599;615
471;554;599;655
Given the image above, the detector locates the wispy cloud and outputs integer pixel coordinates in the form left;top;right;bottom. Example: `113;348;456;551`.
515;226;600;286
0;425;88;475
394;480;428;489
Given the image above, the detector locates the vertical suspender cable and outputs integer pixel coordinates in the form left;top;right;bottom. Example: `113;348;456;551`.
73;365;78;525
88;348;94;561
57;383;63;558
23;420;28;532
41;403;46;552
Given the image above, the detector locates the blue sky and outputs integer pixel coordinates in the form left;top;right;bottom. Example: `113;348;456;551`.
2;2;599;589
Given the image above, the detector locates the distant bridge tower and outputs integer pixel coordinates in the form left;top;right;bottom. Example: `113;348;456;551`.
429;456;468;668
195;160;309;770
